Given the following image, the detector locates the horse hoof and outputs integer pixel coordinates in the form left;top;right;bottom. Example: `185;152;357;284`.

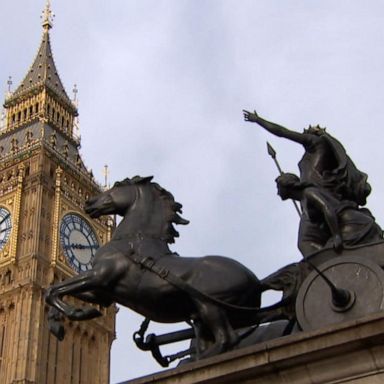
49;320;65;341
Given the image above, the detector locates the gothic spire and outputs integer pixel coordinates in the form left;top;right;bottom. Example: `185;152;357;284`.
5;1;75;111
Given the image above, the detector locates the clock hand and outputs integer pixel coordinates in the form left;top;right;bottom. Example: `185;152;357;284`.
0;226;10;234
0;213;10;226
67;243;98;250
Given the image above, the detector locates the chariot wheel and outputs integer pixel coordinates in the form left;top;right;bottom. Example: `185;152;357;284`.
296;255;384;331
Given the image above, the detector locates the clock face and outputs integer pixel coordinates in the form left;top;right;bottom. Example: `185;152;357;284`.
60;213;99;273
0;207;12;251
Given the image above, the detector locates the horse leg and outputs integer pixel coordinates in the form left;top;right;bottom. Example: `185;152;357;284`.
193;300;239;359
73;291;113;308
46;250;127;320
191;319;213;360
45;270;105;321
48;307;66;341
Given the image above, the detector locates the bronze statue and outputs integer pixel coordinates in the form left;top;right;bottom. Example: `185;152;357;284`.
43;112;384;366
241;111;384;334
276;173;383;256
243;110;371;206
45;176;289;360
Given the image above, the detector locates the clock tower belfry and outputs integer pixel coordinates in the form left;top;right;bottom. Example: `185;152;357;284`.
0;3;115;384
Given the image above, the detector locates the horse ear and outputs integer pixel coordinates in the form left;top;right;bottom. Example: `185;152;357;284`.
131;176;154;184
113;177;133;187
141;176;154;183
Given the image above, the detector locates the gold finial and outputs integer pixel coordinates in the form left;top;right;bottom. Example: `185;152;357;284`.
7;76;12;93
103;165;110;190
5;76;13;99
72;84;78;106
41;0;54;30
72;84;81;142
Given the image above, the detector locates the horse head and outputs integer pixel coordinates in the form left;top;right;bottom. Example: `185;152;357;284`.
84;176;146;218
85;176;189;243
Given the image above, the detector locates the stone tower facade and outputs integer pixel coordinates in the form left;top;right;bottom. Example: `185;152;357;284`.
0;4;115;384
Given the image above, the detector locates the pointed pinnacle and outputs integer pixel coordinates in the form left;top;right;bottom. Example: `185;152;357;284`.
41;0;54;30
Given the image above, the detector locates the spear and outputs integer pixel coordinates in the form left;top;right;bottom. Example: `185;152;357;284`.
266;142;355;310
266;142;302;217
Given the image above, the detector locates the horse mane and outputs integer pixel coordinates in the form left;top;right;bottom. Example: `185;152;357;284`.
115;176;189;243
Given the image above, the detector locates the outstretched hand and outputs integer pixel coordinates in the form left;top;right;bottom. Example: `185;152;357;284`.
243;110;259;123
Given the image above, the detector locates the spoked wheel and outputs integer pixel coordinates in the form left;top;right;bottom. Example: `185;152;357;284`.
296;256;384;331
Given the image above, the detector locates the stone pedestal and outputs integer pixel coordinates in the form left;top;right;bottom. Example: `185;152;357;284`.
122;311;384;384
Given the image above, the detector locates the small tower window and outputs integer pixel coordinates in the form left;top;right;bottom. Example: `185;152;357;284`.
35;103;39;113
4;270;12;284
29;106;33;116
17;112;21;122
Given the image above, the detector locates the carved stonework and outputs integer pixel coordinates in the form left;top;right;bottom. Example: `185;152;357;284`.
0;4;115;383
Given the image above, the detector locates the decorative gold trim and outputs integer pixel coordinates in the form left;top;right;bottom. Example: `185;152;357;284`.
50;166;62;267
0;203;14;265
9;165;24;263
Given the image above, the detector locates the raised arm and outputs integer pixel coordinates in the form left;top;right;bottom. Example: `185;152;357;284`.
243;110;311;146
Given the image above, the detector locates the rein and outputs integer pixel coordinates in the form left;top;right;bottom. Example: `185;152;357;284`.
146;260;286;315
115;233;283;316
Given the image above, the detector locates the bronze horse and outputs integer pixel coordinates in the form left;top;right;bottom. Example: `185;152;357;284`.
45;176;273;359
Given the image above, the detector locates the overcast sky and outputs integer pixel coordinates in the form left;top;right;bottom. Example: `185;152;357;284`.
2;1;384;383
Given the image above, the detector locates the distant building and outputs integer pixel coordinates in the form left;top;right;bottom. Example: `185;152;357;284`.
0;3;115;383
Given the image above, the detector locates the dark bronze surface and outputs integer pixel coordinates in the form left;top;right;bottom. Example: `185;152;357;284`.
244;110;377;256
296;256;384;331
245;109;384;339
43;111;384;366
45;176;278;361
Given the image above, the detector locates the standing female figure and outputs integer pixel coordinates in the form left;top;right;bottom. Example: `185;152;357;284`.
243;110;371;206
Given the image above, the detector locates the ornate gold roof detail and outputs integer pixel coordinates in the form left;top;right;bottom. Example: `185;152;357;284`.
6;24;73;108
41;0;54;30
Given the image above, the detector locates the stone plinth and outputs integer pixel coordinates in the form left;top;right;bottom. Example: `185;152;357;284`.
121;311;384;384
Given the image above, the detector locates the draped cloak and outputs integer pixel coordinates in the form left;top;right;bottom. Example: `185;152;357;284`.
298;133;371;206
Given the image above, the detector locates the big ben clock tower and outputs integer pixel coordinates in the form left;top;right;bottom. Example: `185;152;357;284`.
0;3;115;384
